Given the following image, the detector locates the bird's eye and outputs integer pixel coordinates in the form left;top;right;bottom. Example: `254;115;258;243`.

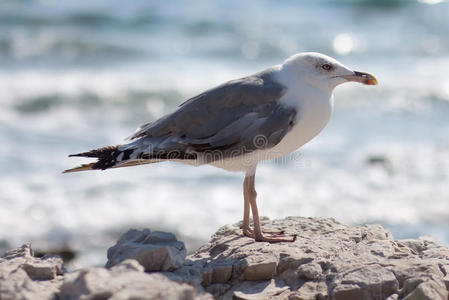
321;64;333;71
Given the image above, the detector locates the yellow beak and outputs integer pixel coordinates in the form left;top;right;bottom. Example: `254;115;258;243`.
339;71;378;85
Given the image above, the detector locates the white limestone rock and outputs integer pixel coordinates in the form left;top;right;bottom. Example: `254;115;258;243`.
0;244;64;300
106;229;186;272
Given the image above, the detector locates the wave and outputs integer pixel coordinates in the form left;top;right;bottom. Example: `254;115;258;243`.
0;32;145;62
324;0;442;7
0;0;448;67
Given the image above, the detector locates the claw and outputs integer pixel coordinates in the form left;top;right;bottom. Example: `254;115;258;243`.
255;234;296;243
243;227;285;235
242;227;296;243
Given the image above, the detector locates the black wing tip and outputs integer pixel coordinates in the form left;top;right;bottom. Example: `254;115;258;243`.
67;145;120;158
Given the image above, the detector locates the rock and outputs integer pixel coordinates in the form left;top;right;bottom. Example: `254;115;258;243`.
210;263;233;283
106;229;186;272
330;264;399;299
0;244;64;300
386;294;399;300
402;280;448;300
293;281;328;300
296;262;322;280
59;259;208;300
2;217;449;300
243;255;277;281
231;279;290;300
179;217;449;299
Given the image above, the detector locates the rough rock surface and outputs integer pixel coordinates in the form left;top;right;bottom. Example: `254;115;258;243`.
59;259;208;300
1;217;449;300
0;244;64;300
178;217;449;300
106;228;186;272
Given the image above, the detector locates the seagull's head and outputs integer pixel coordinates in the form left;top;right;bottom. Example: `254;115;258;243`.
282;52;378;91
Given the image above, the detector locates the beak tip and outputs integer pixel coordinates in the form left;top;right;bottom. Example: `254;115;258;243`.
365;78;378;85
353;71;378;86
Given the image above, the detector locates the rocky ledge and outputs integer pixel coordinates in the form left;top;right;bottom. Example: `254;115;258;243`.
1;217;448;300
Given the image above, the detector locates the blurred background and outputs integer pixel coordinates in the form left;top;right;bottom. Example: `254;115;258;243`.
0;0;448;268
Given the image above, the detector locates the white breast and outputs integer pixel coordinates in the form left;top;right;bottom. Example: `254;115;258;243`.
269;87;333;158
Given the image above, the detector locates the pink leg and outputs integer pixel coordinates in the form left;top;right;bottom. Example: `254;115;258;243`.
242;173;296;243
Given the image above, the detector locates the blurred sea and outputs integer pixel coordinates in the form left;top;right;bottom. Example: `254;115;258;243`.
1;0;448;268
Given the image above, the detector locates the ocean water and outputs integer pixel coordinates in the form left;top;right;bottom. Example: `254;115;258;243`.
1;0;448;268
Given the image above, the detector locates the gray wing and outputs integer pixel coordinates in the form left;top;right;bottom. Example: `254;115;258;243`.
122;68;297;161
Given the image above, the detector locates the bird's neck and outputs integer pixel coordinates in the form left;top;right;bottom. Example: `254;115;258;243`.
274;69;333;110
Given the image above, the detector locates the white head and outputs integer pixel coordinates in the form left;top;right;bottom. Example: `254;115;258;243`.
281;52;377;91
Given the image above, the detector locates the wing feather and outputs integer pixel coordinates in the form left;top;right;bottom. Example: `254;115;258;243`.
122;68;297;162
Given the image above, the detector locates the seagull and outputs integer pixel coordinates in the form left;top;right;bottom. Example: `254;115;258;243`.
64;52;377;243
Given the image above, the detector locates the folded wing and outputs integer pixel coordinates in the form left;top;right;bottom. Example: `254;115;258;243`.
65;68;298;172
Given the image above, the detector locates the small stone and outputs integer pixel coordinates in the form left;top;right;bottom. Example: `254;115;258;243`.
296;262;322;280
232;279;289;300
22;262;59;280
59;266;197;300
335;264;398;299
110;259;144;273
106;229;186;272
277;254;313;274
403;281;448;300
398;239;427;253
2;243;34;260
243;258;277;281
332;284;365;300
211;264;233;283
401;277;425;296
293;281;328;300
0;244;64;300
